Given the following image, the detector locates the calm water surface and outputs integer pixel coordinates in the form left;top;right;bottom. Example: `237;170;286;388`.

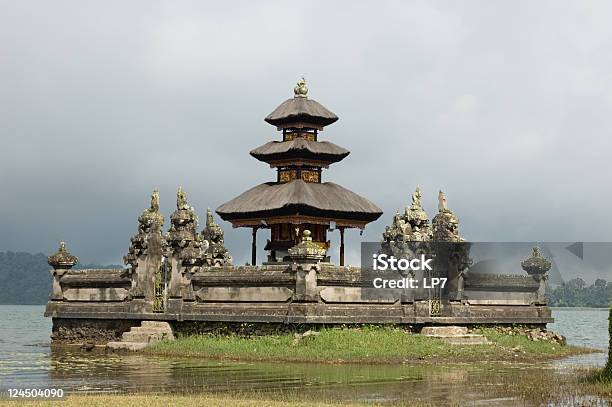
0;305;609;405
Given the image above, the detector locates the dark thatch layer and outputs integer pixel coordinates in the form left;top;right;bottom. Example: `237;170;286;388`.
216;180;382;222
265;98;339;127
250;139;350;164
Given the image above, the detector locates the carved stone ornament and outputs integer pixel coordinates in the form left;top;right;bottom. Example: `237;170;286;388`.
48;241;78;269
201;208;232;266
288;230;327;262
521;247;552;276
432;191;464;242
124;189;165;267
167;187;205;266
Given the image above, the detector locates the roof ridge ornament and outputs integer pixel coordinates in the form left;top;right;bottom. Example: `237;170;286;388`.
294;77;308;98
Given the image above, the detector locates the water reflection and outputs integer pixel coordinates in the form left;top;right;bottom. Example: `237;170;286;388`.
46;350;587;406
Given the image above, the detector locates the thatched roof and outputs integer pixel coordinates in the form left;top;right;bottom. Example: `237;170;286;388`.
250;139;350;164
265;98;338;127
217;180;382;223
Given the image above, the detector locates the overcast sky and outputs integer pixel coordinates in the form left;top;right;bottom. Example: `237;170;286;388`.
1;1;612;278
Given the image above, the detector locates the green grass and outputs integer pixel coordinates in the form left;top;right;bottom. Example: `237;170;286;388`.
476;327;572;355
146;326;591;364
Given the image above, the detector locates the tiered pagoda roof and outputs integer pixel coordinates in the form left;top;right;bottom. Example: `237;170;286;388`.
217;78;381;265
217;180;381;226
217;78;382;228
264;97;339;128
250;138;349;166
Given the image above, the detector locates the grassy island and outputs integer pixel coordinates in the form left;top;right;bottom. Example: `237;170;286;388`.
145;325;592;364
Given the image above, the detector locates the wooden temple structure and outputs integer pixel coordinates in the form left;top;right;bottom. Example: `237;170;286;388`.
216;79;382;265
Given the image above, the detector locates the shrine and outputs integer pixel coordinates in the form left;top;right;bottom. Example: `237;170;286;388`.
43;79;554;348
217;79;382;265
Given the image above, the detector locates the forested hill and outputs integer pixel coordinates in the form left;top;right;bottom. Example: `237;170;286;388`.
0;251;122;305
549;278;612;308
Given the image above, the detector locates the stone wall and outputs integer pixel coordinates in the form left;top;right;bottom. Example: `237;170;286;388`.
44;233;553;343
51;318;140;344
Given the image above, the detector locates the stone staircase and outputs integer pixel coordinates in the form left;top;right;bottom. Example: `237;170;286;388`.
106;321;174;352
421;326;490;345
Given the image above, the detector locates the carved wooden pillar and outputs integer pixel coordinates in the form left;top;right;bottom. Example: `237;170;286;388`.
339;227;345;266
251;227;258;265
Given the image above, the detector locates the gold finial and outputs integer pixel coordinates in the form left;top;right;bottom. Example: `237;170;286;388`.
294;77;308;98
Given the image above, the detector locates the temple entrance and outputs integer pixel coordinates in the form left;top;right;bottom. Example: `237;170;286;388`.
153;260;169;313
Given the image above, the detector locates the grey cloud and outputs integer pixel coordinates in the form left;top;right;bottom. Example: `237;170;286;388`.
1;1;612;283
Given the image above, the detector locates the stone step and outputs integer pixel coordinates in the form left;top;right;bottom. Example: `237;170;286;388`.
106;341;149;351
106;321;175;353
140;321;173;329
122;331;171;343
130;327;174;335
421;326;468;336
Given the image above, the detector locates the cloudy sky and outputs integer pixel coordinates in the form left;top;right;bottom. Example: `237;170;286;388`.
1;1;612;276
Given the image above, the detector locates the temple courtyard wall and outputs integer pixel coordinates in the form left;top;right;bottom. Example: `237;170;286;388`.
45;264;552;344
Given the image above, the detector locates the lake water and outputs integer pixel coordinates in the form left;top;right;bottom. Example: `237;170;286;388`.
0;305;609;405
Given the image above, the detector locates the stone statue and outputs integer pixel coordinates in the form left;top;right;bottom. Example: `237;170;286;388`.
177;186;189;210
168;187;200;251
294;78;308;98
432;191;464;242
383;186;468;246
381;187;435;262
201;208;232;266
166;187;202;301
412;186;422;208
124;189;165;267
438;190;448;212
151;189;160;212
404;186;432;241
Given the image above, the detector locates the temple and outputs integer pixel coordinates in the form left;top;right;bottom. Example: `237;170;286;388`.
217;79;382;265
43;79;553;349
